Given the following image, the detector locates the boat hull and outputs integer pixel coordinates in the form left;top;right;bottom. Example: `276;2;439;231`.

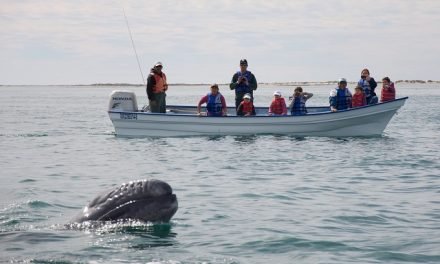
108;98;407;137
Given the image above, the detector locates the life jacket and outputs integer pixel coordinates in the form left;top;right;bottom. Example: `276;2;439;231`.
235;71;253;93
290;96;307;115
381;82;396;102
206;92;223;116
358;79;372;98
330;88;352;110
270;97;287;115
152;72;167;93
352;93;367;107
240;100;254;113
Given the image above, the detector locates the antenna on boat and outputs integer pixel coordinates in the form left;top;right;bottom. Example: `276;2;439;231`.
123;8;145;85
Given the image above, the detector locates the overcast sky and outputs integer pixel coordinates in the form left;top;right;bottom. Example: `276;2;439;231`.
1;0;439;85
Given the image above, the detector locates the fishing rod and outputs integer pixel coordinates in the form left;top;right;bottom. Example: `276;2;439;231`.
123;8;145;85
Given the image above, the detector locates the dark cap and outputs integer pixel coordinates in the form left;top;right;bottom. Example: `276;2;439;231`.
240;59;248;66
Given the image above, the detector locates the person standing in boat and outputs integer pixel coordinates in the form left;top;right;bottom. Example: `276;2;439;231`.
288;86;313;116
380;77;396;102
357;68;378;105
330;78;352;112
229;59;258;109
197;84;228;117
146;62;168;113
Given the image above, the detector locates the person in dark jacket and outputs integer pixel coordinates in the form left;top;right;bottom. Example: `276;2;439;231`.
229;59;257;109
357;68;378;105
146;62;168;113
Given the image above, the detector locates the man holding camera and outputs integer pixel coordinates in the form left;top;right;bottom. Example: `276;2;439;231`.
229;59;258;109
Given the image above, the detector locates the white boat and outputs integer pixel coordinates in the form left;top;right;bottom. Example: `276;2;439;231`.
107;90;407;137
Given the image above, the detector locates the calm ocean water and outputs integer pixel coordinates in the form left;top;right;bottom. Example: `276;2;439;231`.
0;84;439;263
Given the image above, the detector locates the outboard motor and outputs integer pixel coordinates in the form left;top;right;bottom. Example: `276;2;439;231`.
108;90;138;112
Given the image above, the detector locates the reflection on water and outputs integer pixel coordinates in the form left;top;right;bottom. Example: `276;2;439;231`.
232;135;258;144
65;221;175;238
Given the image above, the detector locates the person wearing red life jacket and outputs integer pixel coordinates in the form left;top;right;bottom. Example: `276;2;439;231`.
381;77;396;102
237;93;256;116
352;86;367;108
197;84;227;117
146;62;168;113
268;91;287;116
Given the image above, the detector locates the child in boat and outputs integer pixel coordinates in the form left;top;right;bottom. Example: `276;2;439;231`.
288;86;313;115
381;77;396;102
351;85;367;108
268;91;287;116
237;93;256;116
197;84;227;116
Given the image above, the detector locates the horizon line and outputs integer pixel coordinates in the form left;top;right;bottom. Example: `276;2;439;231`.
0;79;438;87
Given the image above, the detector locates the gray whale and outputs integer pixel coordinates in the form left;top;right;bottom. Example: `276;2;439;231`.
72;179;178;223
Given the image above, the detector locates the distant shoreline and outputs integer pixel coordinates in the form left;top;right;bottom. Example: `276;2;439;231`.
1;80;438;86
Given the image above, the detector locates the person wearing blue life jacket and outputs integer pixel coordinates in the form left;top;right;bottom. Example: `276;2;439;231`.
357;68;378;105
288;86;313;116
197;84;227;117
330;78;352;112
229;59;258;109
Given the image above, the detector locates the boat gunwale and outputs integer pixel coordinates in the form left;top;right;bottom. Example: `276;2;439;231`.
108;97;408;118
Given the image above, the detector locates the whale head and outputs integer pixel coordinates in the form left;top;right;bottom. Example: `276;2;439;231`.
72;179;178;223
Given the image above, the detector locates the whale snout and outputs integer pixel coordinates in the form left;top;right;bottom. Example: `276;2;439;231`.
72;179;178;223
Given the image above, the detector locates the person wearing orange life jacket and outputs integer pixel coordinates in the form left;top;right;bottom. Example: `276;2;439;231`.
146;62;168;113
268;91;287;116
237;93;256;116
380;77;396;102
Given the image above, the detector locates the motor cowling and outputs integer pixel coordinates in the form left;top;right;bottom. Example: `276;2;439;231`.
108;90;138;112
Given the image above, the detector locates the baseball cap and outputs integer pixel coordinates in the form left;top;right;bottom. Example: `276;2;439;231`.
338;78;347;83
154;61;163;67
243;93;251;99
274;91;281;96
